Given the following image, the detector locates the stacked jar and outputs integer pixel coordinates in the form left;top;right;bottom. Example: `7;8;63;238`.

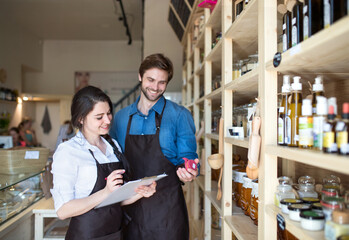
249;179;259;225
235;169;246;207
240;176;253;215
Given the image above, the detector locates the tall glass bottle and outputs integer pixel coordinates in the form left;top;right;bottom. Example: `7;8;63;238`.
313;96;327;150
299;99;314;148
323;100;338;153
292;0;304;47
283;11;292;52
303;0;324;40
324;0;345;28
336;102;349;155
312;76;325;114
288;76;303;147
278;75;291;145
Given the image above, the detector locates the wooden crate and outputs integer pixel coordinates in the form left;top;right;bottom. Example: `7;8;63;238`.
0;147;49;174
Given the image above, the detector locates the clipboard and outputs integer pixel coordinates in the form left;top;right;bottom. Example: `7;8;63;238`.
95;173;168;208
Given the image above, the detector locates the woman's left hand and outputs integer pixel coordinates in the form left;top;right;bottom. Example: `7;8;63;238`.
135;182;157;198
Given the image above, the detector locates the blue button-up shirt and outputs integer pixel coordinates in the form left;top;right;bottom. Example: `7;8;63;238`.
110;96;198;166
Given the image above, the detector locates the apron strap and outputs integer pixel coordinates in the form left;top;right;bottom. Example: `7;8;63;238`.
88;149;99;165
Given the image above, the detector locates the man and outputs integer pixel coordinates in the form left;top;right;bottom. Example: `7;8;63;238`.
110;53;199;240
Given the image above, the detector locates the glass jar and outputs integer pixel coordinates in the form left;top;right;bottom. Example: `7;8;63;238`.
241;176;253;215
325;209;349;240
232;61;242;80
300;210;325;231
323;175;341;191
235;170;246;207
275;176;296;208
232;165;243;202
322;188;339;200
321;196;345;221
250;179;259;225
241;59;250;75
298;176;318;198
246;53;258;72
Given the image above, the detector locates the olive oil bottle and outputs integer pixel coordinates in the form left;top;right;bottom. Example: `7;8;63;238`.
283;11;292;52
324;0;346;28
323;99;338;153
312;76;325;114
303;0;323;40
336;102;349;155
292;0;304;47
278;75;291;145
287;76;303;147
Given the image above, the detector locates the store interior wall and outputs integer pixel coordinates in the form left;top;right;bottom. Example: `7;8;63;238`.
1;2;183;152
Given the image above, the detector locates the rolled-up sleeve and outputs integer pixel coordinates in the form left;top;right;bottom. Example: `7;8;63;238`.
176;108;198;163
50;145;78;212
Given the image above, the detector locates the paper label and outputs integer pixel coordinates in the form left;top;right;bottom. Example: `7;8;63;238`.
299;117;313;146
324;0;330;28
24;151;40;159
278;117;284;144
304;16;309;40
292;25;297;46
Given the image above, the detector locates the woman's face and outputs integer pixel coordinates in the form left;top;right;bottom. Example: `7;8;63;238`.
81;101;112;137
9;130;19;142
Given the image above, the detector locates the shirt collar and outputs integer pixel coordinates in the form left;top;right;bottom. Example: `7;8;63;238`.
129;95;165;116
73;131;113;156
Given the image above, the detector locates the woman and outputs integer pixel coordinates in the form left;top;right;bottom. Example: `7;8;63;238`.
51;86;156;240
19;117;38;147
9;127;26;147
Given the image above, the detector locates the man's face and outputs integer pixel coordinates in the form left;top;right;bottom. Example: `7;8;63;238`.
139;68;169;102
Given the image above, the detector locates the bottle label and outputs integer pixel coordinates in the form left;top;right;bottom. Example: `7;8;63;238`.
335;121;345;131
283;34;287;52
278;117;284;144
324;0;330;28
303;5;308;14
323;131;335;148
285;116;291;144
292;25;297;46
283;23;286;30
337;131;348;150
279;107;285;113
313;116;325;150
304;16;309;40
299;117;313;146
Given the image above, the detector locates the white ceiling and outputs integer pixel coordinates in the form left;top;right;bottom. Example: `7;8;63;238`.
0;0;143;41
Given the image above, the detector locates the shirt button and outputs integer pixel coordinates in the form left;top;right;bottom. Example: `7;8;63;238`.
141;133;144;135
145;117;147;119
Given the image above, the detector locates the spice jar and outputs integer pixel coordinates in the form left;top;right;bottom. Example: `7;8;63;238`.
323;175;341;191
311;202;323;214
300;210;325;231
301;197;320;205
275;176;296;208
288;204;312;221
298;176;318;198
325;209;349;240
280;199;303;214
321;196;345;221
241;176;253;215
246;54;258;72
235;170;246;207
250;179;259;225
232;62;242;80
322;188;339;200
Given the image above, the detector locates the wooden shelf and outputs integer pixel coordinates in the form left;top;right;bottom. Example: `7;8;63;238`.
207;190;222;215
206;0;222;31
0;99;17;104
195;96;205;105
185;102;194;109
205;39;222;62
196;175;205;191
206;133;219;140
195;29;205;49
266;204;325;240
225;214;258;240
266;145;349;175
225;67;258;93
206;87;222;100
225;137;249;148
266;16;349;77
195;63;205;75
226;0;258;59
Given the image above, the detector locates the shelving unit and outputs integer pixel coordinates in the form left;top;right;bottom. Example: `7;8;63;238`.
176;0;349;239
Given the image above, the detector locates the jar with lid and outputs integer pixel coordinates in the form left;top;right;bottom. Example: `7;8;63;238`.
250;179;258;225
232;165;243;202
275;176;296;208
241;176;253;215
241;59;250;75
300;210;325;231
232;61;242;80
288;203;312;221
311;202;323;214
297;176;318;198
321;196;345;221
325;209;349;240
323;175;341;191
235;170;246;207
280;198;303;214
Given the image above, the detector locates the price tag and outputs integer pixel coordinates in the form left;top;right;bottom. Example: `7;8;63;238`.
273;52;282;68
25;151;40;159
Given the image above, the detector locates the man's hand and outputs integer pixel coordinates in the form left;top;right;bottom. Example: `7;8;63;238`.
176;158;199;182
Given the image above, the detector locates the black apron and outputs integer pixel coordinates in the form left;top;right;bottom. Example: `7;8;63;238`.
65;148;124;240
123;100;189;240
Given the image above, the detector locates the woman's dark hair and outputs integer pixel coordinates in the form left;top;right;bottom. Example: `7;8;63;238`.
139;53;173;82
71;86;132;180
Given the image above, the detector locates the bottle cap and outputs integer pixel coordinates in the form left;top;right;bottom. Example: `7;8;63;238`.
302;99;312;116
316;96;327;115
328;97;337;115
342;102;349;119
282;75;291;93
292;76;302;91
313;76;324;92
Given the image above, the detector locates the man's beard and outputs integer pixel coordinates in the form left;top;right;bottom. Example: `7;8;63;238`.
141;86;164;102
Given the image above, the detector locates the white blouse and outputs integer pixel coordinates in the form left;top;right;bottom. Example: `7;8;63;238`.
51;131;122;212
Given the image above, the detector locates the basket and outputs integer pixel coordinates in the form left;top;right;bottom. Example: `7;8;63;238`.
0;147;49;174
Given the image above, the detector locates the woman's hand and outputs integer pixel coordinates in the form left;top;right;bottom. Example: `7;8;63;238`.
135;182;157;198
104;169;125;194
